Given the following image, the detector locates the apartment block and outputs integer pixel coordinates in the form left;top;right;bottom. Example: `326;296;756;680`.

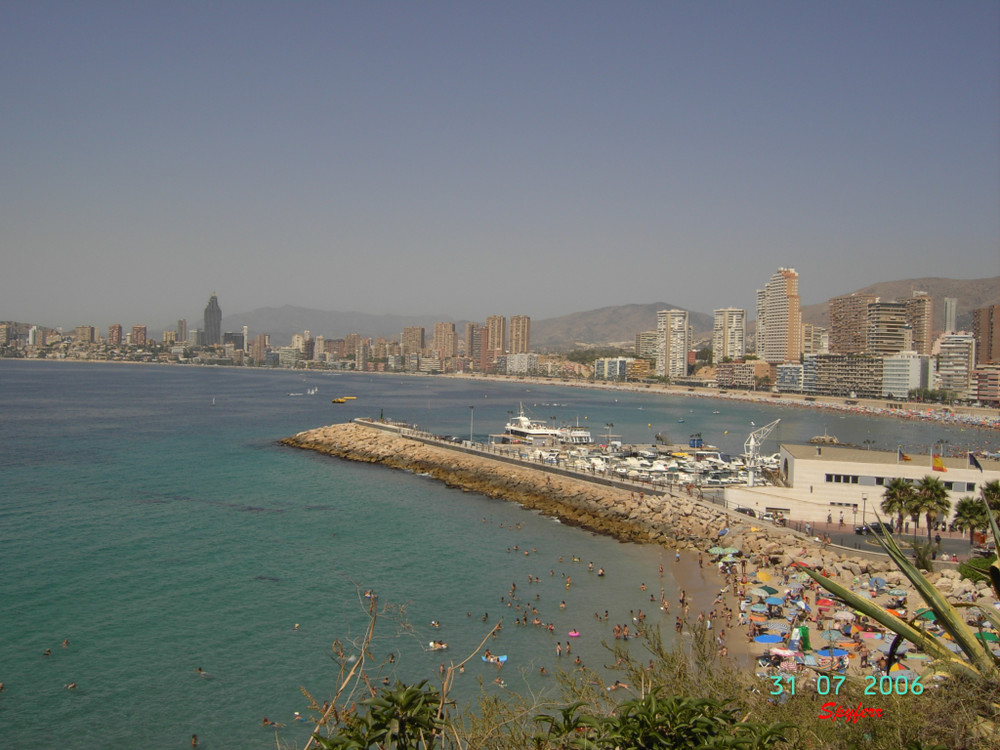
756;268;801;363
829;293;876;354
972;305;1000;364
712;308;745;362
509;315;531;354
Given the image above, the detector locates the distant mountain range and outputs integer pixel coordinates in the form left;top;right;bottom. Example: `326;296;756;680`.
213;276;997;351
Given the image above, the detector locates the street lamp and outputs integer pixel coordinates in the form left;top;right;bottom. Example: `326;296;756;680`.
862;494;867;526
605;423;614;446
863;439;876;451
469;406;475;444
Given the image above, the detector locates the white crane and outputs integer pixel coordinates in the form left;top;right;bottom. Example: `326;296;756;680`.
744;418;781;487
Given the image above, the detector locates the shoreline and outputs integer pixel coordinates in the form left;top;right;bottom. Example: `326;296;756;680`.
6;359;996;436
281;421;997;678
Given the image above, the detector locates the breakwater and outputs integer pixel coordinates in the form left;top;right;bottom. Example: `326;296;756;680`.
279;421;972;596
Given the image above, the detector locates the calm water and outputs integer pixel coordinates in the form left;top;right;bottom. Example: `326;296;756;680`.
1;361;995;749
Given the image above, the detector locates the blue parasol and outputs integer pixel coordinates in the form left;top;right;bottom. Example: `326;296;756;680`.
755;634;784;643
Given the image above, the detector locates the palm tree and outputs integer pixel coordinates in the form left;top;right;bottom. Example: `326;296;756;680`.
881;477;915;533
981;479;1000;512
952;496;988;545
914;475;952;545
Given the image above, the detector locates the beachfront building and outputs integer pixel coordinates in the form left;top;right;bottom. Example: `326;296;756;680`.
715;360;771;390
776;363;804;393
944;297;958;334
505;352;538;375
712;308;746;363
433;322;458;359
881;351;934;400
801;354;882;398
973;305;1000;365
866;301;910;356
756;267;802;364
509;315;531;354
656;309;690;380
829;293;876;354
595;356;632;380
935;333;976;400
635;330;658;360
973;365;1000;406
724;444;999;525
801;324;828;355
905;292;934;355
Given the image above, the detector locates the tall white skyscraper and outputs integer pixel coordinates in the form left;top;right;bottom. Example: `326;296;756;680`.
712;308;746;363
656;309;690;379
944;297;958;333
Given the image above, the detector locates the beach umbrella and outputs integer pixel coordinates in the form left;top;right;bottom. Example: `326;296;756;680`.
754;570;772;582
975;631;999;643
914;608;936;622
765;597;785;606
877;642;910;654
816;598;835;608
722;555;738;563
787;582;804;591
708;546;727;555
749;588;769;598
760;585;779;595
750;604;769;613
792;571;812;582
816;647;848;657
888;588;908;597
870;577;886;588
721;547;739;555
833;611;856;622
770;648;802;657
754;634;784;644
795;600;811;612
766;621;791;633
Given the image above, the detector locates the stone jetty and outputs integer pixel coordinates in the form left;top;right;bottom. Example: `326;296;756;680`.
277;420;981;598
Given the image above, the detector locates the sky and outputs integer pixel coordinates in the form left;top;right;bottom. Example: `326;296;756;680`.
3;1;998;331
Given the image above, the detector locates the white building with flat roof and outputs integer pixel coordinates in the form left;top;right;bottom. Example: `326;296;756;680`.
724;444;998;525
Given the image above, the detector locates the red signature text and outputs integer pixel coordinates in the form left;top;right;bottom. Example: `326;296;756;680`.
818;702;884;723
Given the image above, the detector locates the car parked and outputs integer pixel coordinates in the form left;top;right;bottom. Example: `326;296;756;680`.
734;506;756;518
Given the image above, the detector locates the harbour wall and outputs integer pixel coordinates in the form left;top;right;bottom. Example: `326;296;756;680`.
277;421;986;598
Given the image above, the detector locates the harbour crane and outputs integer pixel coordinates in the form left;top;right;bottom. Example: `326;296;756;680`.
744;418;781;487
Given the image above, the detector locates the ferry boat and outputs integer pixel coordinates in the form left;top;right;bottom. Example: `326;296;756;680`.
493;404;593;446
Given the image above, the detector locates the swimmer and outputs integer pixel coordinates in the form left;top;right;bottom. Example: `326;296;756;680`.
607;680;629;691
597;568;605;577
62;639;71;648
294;623;300;630
539;666;547;675
66;682;76;690
294;711;305;722
191;734;198;747
43;649;51;657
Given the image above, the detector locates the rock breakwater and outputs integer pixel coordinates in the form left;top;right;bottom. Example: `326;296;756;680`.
279;422;941;592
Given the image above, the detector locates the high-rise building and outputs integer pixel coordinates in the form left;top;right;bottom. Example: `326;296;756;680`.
131;325;147;346
432;322;457;358
74;325;96;343
464;322;477;358
829;293;877;354
656;309;690;379
866;301;909;356
401;327;425;358
203;293;222;346
936;332;975;399
944;297;958;334
242;325;249;353
711;308;745;363
177;318;187;343
509;315;531;354
972;305;1000;365
250;334;269;364
635;330;658;359
485;315;506;356
108;324;122;345
802;324;828;355
904;292;933;355
756;268;801;364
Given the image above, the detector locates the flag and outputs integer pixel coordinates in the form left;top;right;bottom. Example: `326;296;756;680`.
932;454;947;472
969;452;984;472
897;448;912;462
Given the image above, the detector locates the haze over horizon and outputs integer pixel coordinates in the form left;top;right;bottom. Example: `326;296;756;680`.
3;2;998;331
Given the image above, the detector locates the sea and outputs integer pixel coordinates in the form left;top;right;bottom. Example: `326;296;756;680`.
2;360;997;749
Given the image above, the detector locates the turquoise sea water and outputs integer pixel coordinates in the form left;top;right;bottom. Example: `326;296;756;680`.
1;361;996;749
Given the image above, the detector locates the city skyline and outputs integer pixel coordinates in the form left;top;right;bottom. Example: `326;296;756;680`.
3;3;998;328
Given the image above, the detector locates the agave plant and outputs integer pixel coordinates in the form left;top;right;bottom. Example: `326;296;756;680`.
796;494;1000;717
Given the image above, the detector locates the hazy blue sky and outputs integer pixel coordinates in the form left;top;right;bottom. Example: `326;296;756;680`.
3;1;998;330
